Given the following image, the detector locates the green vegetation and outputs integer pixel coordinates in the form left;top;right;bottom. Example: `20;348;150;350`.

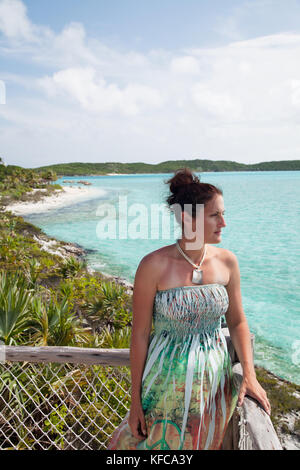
255;368;300;423
32;158;300;176
254;366;300;441
0;203;133;449
0;163;61;207
0;211;133;344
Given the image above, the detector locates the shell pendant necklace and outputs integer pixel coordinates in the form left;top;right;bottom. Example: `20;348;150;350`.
176;238;207;284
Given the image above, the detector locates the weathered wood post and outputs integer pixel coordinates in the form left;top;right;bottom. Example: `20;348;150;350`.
221;328;282;450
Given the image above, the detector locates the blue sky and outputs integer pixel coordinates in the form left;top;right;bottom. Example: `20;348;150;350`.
22;0;300;51
1;0;300;167
23;0;249;52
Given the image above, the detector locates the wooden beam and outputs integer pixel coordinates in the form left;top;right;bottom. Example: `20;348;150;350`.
1;328;244;366
1;329;283;450
2;345;130;366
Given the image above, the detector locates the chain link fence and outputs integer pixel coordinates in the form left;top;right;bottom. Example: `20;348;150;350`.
0;347;131;450
0;344;249;451
0;337;281;450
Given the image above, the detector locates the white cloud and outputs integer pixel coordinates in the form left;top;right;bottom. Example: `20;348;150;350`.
191;83;242;120
47;22;99;67
170;56;201;75
2;0;300;165
290;79;300;107
38;67;163;116
0;0;36;41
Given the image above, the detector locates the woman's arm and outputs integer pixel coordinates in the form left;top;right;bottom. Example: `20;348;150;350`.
128;253;159;438
225;251;271;415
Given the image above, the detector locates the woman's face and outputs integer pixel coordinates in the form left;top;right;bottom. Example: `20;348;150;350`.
181;194;226;246
203;194;226;244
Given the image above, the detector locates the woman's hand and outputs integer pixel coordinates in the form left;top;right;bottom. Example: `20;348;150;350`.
238;374;271;416
128;402;148;440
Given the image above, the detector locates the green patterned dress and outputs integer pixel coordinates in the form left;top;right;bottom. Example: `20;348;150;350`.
107;283;239;450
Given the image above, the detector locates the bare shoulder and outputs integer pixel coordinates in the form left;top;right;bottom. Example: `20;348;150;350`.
209;245;234;262
139;245;170;266
135;246;169;286
219;249;241;289
219;248;239;266
211;246;236;262
210;246;239;285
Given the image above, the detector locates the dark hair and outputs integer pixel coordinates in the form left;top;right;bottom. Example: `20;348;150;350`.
165;167;223;219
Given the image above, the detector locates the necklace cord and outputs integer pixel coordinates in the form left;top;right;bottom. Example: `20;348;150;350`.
176;239;206;270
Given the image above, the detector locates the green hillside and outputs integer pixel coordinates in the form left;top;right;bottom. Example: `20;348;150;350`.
31;158;300;176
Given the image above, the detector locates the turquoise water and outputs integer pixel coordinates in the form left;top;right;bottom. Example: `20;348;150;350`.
25;171;300;384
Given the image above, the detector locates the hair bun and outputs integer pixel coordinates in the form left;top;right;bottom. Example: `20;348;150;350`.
165;167;223;219
168;167;200;194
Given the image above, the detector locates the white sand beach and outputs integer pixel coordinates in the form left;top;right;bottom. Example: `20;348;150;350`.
4;185;107;216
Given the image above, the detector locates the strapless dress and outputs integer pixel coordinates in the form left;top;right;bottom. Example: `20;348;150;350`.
107;283;238;450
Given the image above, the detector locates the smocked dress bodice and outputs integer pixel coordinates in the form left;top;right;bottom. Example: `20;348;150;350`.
153;283;229;339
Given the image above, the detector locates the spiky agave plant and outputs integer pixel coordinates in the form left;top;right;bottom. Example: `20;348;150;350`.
0;270;33;345
84;281;132;331
24;258;41;290
96;325;132;348
29;292;92;347
58;256;86;279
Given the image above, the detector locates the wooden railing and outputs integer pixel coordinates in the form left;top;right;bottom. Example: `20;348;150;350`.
0;328;282;450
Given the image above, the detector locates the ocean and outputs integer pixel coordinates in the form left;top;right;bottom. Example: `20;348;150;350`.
24;171;300;384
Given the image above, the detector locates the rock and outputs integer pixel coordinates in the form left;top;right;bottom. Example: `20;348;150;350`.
276;410;300;450
33;234;86;261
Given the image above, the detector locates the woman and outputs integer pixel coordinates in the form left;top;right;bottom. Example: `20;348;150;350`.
107;168;271;450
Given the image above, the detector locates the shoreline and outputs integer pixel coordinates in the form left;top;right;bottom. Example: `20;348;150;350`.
3;184;135;294
3;185;107;216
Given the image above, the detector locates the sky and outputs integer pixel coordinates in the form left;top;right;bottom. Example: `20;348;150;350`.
1;0;300;167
